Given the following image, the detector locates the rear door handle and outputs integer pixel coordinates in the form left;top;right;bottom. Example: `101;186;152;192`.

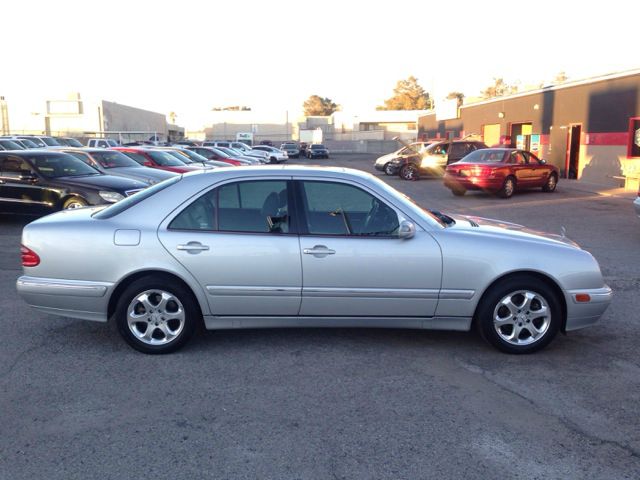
303;245;335;257
177;242;210;253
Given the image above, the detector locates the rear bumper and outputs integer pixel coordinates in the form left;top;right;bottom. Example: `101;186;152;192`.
444;175;503;191
564;285;612;331
16;276;113;322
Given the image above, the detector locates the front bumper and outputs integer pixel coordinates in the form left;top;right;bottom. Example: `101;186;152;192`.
564;285;613;331
17;276;114;322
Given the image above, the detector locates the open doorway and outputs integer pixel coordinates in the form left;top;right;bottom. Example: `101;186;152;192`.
565;124;581;179
510;123;533;149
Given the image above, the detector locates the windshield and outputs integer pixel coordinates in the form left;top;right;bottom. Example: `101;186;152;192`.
460;149;508;163
94;176;182;219
147;150;186;166
91;150;141;168
0;140;24;150
29;153;101;178
217;147;240;156
165;150;194;164
311;144;325;149
40;137;60;146
19;137;46;147
18;139;39;148
65;138;84;147
171;148;208;163
210;147;231;158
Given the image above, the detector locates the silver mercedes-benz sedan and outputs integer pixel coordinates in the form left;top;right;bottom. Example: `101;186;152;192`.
16;166;612;354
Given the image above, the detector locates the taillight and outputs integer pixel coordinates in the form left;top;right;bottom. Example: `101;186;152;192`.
20;244;40;267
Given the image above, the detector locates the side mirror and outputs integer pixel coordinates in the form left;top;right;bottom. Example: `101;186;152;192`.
398;220;416;239
540;159;547;164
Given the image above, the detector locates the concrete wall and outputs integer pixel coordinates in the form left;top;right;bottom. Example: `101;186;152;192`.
101;101;167;138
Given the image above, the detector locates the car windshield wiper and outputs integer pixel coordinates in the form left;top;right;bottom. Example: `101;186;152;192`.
429;209;456;226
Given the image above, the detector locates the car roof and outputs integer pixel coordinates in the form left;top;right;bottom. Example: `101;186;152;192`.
0;150;69;157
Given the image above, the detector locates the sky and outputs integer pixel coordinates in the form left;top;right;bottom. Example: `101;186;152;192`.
3;0;639;129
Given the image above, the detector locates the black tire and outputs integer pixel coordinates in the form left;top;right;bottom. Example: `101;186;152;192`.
476;274;561;354
451;187;466;196
498;176;516;198
115;275;200;354
62;196;88;210
542;173;558;192
399;163;419;181
269;156;277;164
383;163;395;176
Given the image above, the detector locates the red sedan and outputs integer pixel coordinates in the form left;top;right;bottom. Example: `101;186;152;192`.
443;148;559;198
112;147;204;174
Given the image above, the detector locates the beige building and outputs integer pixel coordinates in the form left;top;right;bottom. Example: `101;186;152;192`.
2;93;184;143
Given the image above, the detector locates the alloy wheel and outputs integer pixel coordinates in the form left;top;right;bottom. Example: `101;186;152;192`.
127;290;185;346
493;290;551;346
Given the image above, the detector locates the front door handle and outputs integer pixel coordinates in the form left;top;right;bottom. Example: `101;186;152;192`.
177;241;210;253
303;245;336;257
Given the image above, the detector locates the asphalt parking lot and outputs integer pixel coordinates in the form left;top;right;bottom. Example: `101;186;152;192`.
1;153;639;479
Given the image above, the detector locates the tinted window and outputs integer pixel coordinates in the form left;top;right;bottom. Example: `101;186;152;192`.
40;137;60;146
509;152;526;165
65;138;84;147
449;143;465;157
0;140;24;150
300;181;399;236
147;150;185;166
0;155;33;174
170;180;289;233
122;151;148;165
19;137;46;147
91;150;140;168
29;154;101;177
461;149;508;163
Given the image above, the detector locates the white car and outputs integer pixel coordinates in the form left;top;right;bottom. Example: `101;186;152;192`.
252;145;288;163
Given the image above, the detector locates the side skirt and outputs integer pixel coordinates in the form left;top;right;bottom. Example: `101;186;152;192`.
203;316;472;332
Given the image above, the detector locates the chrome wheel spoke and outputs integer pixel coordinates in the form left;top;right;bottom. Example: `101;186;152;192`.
126;289;186;346
493;289;551;346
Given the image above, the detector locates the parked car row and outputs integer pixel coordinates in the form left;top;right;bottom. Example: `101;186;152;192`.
375;140;559;199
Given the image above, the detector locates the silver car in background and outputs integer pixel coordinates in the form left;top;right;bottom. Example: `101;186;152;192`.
17;167;611;354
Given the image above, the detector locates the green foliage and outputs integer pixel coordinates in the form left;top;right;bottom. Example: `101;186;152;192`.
377;76;432;111
481;78;518;99
446;92;465;107
303;95;339;116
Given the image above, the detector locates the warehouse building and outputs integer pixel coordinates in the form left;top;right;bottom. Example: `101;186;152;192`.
419;69;640;188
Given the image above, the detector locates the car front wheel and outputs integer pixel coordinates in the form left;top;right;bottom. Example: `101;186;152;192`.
115;275;199;354
399;164;419;181
542;173;558;192
476;275;561;354
383;163;395;175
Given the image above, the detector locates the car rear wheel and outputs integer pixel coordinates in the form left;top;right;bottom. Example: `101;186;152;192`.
542;173;558;192
498;176;516;198
63;197;88;210
451;187;466;196
399;164;419;181
115;275;199;354
476;275;561;354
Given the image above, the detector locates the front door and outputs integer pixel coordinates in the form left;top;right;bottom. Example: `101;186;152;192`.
158;179;302;316
0;154;49;214
296;179;442;317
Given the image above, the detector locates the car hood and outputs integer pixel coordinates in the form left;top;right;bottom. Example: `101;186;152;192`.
105;166;177;183
51;174;148;192
447;213;581;249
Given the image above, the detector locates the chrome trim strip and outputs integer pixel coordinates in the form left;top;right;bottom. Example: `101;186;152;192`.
16;276;111;297
0;197;52;206
568;286;613;304
303;287;439;299
206;285;301;297
439;289;475;300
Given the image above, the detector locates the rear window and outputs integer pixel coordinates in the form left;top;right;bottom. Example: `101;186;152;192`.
93;176;181;219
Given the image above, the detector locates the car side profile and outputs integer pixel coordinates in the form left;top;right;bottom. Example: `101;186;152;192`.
17;167;611;355
443;148;559;198
0;150;148;213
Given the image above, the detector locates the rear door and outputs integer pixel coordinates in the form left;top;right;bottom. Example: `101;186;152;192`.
296;179;442;317
158;178;302;316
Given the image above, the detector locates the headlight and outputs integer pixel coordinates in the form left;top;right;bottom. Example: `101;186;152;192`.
98;191;125;203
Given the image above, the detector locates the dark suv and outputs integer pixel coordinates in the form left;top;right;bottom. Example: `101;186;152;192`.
390;140;488;180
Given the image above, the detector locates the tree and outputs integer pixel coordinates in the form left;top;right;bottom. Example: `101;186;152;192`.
303;95;339;116
481;78;518;99
377;76;432;110
446;91;465;107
